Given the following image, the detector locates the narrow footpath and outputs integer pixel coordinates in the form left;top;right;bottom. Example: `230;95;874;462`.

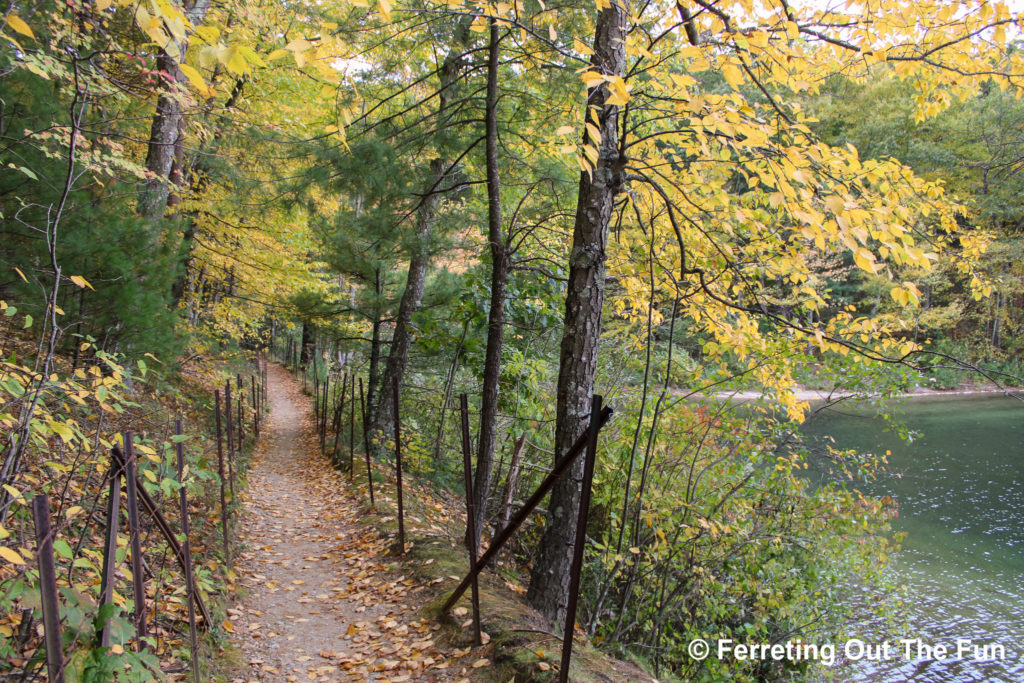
228;365;475;682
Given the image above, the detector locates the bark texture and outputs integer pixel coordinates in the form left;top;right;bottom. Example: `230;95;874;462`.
472;22;507;545
526;0;627;625
370;159;444;451
137;0;213;219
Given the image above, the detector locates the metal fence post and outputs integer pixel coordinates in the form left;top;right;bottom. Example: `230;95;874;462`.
392;376;405;553
175;419;201;683
440;405;613;613
224;381;235;500
122;433;148;646
214;390;230;568
359;378;374;505
98;459;121;648
31;494;66;683
349;372;356;479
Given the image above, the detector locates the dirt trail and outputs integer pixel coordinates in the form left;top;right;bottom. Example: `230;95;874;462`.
228;365;471;682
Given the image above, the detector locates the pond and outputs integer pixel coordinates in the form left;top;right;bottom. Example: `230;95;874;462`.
802;394;1024;682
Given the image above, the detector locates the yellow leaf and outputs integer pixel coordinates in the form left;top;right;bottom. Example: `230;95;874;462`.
286;38;312;52
548;25;556;41
573;38;593;56
222;619;235;632
13;267;27;283
5;15;33;39
555;125;575;135
179;64;209;96
69;275;94;290
378;0;392;22
96;0;112;10
825;195;845;214
853;248;878;274
721;62;744;89
0;546;25;565
194;24;219;43
267;48;289;61
580;71;605;88
48;420;75;443
605;75;630;106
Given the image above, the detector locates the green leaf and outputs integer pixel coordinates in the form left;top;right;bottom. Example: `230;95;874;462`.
53;538;73;559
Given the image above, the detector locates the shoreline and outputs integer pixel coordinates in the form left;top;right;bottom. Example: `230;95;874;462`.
710;385;1024;403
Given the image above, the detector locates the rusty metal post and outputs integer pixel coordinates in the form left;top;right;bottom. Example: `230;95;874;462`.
251;374;258;436
107;447;211;627
359;378;374;505
348;372;356;479
440;405;613;613
175;419;201;683
320;373;330;450
459;394;482;646
224;381;235;501
331;373;347;465
122;432;148;647
31;494;65;683
392;376;405;553
214;390;230;568
559;395;602;683
99;459;121;648
236;374;245;446
311;363;318;420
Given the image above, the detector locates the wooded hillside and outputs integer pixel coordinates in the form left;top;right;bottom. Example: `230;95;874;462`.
2;0;1023;680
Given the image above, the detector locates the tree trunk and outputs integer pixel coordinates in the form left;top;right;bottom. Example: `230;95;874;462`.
368;24;470;454
370;160;443;455
526;0;627;625
472;21;507;545
136;0;213;219
138;51;182;220
300;321;314;367
366;267;384;427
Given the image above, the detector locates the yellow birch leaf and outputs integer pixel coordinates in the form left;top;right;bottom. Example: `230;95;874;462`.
0;547;25;565
286;38;312;52
573;37;593;55
5;15;33;39
179;64;211;96
378;0;392;22
605;76;630;106
721;62;743;89
69;275;95;290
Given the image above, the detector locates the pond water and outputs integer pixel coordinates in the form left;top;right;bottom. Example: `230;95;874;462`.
801;395;1024;682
